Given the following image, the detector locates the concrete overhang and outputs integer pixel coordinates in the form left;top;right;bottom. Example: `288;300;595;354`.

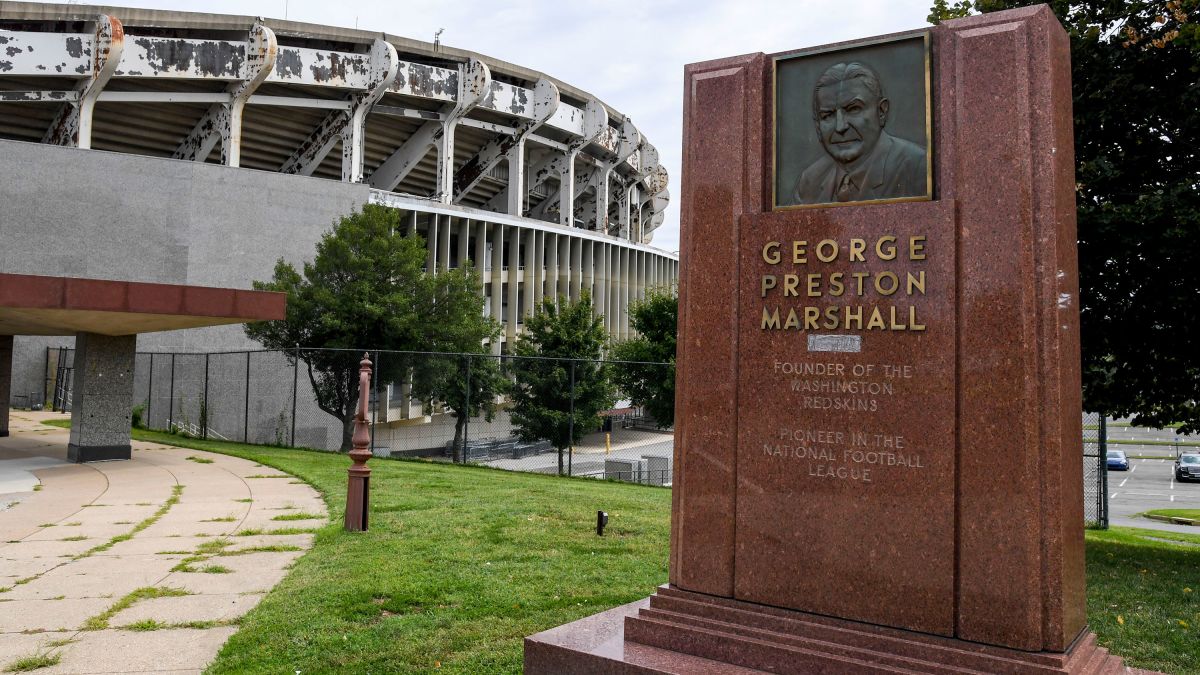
0;273;286;336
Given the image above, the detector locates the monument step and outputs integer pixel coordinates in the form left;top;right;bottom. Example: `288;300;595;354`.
647;592;1053;673
620;587;1131;675
627;610;965;674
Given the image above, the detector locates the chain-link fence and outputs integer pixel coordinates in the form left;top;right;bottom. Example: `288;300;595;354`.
1083;411;1108;529
44;346;676;486
39;345;1109;508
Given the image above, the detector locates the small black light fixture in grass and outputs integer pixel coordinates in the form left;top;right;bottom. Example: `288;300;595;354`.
596;510;608;536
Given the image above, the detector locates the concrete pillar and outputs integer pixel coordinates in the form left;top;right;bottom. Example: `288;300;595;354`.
457;218;470;268
507;226;520;348
546;233;559;305
424;214;436;272
581;240;593;303
528;227;542;319
438;215;452;271
595;244;607;326
532;230;545;310
571;238;584;303
68;332;136;462
0;336;11;438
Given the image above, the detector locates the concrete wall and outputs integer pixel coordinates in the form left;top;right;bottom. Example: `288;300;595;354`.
0;138;370;399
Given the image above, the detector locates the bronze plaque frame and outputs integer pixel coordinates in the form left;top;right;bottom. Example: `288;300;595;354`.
772;31;933;210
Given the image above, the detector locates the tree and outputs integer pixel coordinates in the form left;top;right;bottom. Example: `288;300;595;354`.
610;285;677;428
408;277;503;462
508;293;614;475
246;204;496;450
930;0;1200;432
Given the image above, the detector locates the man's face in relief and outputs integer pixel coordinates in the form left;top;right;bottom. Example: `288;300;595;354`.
814;77;888;165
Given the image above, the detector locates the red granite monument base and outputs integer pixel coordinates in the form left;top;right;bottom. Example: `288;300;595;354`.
527;586;1139;674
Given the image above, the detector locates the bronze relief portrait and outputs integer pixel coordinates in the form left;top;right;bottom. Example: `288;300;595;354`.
774;34;932;209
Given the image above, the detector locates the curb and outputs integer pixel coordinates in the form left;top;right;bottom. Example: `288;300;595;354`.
1143;514;1198;526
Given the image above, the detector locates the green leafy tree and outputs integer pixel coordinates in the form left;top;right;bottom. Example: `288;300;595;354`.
930;0;1200;431
408;276;503;461
246;204;495;450
508;293;614;475
610;285;677;429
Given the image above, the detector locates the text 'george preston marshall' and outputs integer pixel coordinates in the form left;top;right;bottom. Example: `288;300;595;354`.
760;236;928;332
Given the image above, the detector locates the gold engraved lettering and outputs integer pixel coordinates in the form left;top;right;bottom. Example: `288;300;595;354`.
806;273;822;297
783;274;800;297
762;307;781;329
907;271;925;295
849;238;866;262
876;235;898;261
874;271;899;296
866;307;886;330
845;305;863;330
815;239;839;262
828;272;845;296
761;275;777;297
763;241;781;265
784;308;800;329
792;240;808;264
803;307;820;330
910;236;926;260
823;306;840;329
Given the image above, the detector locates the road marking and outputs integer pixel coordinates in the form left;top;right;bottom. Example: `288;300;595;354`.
1130;465;1137;473
1110;493;1119;499
1171;495;1176;502
1120;478;1128;487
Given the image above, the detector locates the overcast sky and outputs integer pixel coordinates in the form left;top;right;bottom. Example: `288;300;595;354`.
40;0;937;252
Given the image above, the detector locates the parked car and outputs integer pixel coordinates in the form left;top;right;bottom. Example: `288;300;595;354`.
1106;449;1130;471
1174;453;1200;482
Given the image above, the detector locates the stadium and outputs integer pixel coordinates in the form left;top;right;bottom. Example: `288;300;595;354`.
0;3;679;445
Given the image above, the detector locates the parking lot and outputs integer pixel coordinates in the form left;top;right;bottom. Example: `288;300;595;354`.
1107;455;1200;528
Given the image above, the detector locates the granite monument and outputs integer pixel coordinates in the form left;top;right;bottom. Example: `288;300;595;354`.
526;6;1138;673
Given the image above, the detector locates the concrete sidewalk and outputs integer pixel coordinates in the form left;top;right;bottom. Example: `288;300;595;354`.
0;411;326;674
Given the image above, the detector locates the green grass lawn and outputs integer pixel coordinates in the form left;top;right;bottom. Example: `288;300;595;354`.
128;428;671;674
1144;509;1200;521
39;421;1200;673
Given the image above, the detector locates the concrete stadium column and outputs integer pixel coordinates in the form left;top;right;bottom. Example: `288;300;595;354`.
557;235;569;304
546;233;559;304
582;240;594;302
594;243;607;326
408;210;418;237
438;215;452;271
457;218;470;268
571;238;584;303
608;246;619;337
523;228;536;319
473;220;486;271
490;223;504;355
0;336;11;438
621;247;630;339
507;226;521;348
532;230;545;309
68;332;136;462
425;214;437;272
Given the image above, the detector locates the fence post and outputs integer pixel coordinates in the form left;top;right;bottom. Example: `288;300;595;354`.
146;353;154;426
168;353;176;432
371;350;379;457
462;353;471;464
243;352;251;443
1099;415;1108;529
568;359;575;477
43;346;50;409
203;354;210;440
291;347;299;447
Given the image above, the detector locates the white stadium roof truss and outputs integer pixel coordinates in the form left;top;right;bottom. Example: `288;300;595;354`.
0;6;670;244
